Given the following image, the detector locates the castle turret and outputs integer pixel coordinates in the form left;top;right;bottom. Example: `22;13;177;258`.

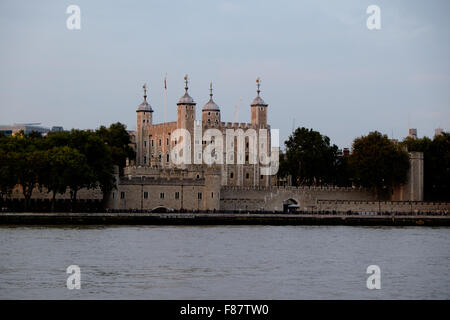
250;78;268;128
177;75;196;131
136;83;153;166
202;82;221;127
177;75;196;164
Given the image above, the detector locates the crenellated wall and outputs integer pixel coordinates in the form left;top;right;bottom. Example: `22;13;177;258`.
219;186;377;211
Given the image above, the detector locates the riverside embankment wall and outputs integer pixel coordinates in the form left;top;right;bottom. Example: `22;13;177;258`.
0;213;449;227
219;186;450;213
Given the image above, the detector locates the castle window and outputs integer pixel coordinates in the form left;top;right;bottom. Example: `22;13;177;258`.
151;140;154;147
246;173;250;179
245;155;249;162
246;142;249;148
208;119;210;123
175;192;180;199
196;174;200;179
215;119;218;124
144;192;148;199
260;107;263;111
159;154;162;161
211;192;214;198
216;112;218;116
260;175;263;179
144;141;147;147
160;193;165;199
208;112;210;115
166;154;170;162
120;192;125;199
198;192;202;200
144;156;147;164
230;172;234;179
159;139;161;146
166;138;169;145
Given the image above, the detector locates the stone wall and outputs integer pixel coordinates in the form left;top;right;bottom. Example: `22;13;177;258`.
317;200;449;213
219;186;377;211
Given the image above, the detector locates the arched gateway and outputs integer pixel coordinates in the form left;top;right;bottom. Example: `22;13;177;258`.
283;198;299;213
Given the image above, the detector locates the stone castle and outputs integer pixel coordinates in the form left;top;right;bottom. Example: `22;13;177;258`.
108;76;275;211
7;76;443;213
105;76;430;213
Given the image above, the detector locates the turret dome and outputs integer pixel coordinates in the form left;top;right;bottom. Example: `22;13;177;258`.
177;74;196;105
202;82;220;111
137;84;154;112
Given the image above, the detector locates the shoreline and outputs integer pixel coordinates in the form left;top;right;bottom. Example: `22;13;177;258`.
0;212;449;227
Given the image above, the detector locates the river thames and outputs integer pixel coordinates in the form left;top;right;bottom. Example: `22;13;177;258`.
0;225;449;299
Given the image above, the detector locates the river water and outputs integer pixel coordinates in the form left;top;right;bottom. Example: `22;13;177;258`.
0;225;449;299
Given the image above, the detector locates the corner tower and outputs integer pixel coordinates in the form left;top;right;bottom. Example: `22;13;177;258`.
250;78;268;128
136;83;153;166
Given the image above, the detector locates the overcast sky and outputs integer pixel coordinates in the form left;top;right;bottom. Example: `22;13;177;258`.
1;0;449;148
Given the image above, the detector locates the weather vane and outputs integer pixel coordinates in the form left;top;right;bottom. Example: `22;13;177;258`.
256;77;261;96
143;83;147;99
184;74;189;92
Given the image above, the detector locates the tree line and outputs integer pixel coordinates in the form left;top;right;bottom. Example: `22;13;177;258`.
0;123;135;210
278;127;449;201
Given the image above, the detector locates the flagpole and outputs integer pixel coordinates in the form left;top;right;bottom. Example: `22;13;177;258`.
164;73;167;124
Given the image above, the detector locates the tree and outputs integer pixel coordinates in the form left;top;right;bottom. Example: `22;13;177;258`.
47;129;115;204
0;135;17;199
281;127;340;186
349;131;410;199
1;132;48;210
402;132;450;201
42;146;92;211
95;122;135;175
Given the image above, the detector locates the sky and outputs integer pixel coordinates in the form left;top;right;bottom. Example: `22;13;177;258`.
0;0;449;149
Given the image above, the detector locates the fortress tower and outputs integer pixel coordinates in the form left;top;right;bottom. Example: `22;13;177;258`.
131;75;272;188
250;78;268;128
202;82;221;128
136;84;153;166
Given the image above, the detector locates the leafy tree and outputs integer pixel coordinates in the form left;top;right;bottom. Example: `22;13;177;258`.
42;146;92;211
0;135;17;199
349;131;410;199
46;129;115;204
402;132;450;201
5;132;48;209
281;127;340;186
96;122;135;175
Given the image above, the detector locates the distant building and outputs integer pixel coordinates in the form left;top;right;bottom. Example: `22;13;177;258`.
408;128;417;139
434;128;444;138
0;124;64;136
